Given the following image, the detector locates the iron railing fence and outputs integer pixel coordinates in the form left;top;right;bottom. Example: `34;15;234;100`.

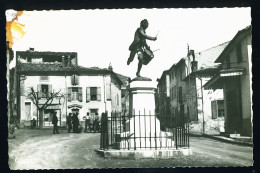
100;111;189;150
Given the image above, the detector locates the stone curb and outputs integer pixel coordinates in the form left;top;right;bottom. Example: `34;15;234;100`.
189;133;253;147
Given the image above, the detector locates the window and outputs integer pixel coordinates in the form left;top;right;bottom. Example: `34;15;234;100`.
86;87;101;102
71;74;79;86
236;44;243;63
211;100;224;119
40;76;49;81
117;94;119;106
72;87;79;101
37;84;52;98
178;87;182;103
68;87;82;102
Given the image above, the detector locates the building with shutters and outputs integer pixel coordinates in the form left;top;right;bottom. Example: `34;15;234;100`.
204;26;252;136
157;42;229;135
16;49;123;128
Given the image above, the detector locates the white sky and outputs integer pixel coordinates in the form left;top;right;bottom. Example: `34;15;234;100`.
11;8;251;80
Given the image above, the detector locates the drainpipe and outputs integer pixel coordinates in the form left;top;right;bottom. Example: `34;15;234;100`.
103;75;107;112
65;71;67;118
199;77;205;134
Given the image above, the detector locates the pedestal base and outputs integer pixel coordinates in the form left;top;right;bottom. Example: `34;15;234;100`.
96;148;193;159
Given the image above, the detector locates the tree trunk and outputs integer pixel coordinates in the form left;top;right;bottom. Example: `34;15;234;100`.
39;109;44;128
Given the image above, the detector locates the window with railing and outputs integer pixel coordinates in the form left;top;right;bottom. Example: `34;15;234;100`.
68;87;82;102
37;84;52;98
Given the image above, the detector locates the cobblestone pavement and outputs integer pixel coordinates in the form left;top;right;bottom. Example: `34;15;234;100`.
8;129;253;169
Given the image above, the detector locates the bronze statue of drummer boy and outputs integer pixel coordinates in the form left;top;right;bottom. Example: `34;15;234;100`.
127;19;157;77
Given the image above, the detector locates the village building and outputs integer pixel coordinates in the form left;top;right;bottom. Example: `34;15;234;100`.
16;49;123;128
157;41;229;134
114;72;130;116
156;70;170;116
204;26;252;136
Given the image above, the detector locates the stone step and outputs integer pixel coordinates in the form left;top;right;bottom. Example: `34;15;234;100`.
113;138;175;150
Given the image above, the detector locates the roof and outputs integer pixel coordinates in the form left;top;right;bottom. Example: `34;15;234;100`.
157;70;169;85
194;67;220;77
115;73;130;88
194;41;230;69
16;51;77;57
18;63;123;85
204;68;245;89
215;25;251;63
19;63;110;72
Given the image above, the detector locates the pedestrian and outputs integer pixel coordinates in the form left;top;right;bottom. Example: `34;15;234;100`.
85;112;91;133
93;113;100;132
72;112;79;133
31;118;36;129
67;113;72;133
8;119;15;139
52;112;59;134
100;112;108;150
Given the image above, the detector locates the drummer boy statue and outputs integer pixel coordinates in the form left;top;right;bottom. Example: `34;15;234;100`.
127;19;157;77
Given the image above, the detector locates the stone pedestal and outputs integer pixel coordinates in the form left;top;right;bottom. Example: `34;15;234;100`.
114;77;174;150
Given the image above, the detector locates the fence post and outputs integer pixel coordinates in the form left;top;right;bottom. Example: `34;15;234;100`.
154;111;157;150
144;109;146;149
134;109;136;150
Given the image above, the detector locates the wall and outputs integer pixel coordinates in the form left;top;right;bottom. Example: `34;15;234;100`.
222;34;252;136
20;73;122;127
189;77;224;134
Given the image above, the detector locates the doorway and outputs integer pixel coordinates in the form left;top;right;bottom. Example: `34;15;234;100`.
43;109;61;127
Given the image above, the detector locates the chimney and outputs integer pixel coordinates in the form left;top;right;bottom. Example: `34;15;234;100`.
62;56;67;67
75;53;78;65
108;62;113;71
189;50;197;72
190;50;195;61
67;55;71;67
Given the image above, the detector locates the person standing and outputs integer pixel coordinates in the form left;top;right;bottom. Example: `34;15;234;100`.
8;120;15;139
52;112;59;134
72;112;79;133
93;113;100;132
100;112;108;150
85;112;91;133
31;118;36;129
67;113;72;133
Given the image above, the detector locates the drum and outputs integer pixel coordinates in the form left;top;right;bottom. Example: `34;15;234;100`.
143;49;154;65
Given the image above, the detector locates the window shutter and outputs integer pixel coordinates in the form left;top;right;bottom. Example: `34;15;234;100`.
211;101;218;119
78;87;82;102
97;87;101;101
75;75;79;85
48;84;52;98
37;84;42;99
68;87;72;102
86;87;90;102
71;75;74;85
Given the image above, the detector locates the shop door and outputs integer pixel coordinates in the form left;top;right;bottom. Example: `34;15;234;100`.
226;89;242;134
25;102;31;121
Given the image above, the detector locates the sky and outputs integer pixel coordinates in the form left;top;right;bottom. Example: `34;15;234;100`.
7;8;251;81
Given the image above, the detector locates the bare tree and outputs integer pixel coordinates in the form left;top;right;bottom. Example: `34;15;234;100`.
27;87;64;128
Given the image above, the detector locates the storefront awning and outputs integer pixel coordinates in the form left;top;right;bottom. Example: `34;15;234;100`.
68;104;82;109
204;68;244;90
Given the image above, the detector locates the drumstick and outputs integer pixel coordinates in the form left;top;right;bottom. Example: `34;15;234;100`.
156;31;159;38
153;49;160;53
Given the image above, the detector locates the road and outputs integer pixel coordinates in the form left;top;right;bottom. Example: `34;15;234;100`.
8;129;253;169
